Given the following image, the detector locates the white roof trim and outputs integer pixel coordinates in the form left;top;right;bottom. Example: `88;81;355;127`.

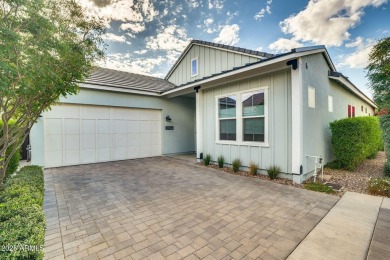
79;83;162;96
162;49;325;96
329;76;377;108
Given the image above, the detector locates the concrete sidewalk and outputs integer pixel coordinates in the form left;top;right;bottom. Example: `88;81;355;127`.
288;192;389;260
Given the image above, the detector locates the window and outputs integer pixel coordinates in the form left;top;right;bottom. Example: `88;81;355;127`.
191;58;198;77
361;105;364;112
365;107;367;113
218;96;236;141
242;90;265;142
216;88;268;145
308;86;315;108
348;105;355;118
328;96;333;112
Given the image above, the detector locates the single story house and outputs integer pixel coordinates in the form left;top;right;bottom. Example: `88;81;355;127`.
30;40;376;183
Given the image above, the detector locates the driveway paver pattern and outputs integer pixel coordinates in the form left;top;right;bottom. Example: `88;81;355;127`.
44;157;338;260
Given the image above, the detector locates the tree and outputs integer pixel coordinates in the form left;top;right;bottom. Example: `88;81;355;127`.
0;0;105;185
366;37;390;109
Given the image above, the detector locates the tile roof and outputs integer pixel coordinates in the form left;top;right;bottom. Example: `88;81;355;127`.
82;68;175;94
191;40;275;59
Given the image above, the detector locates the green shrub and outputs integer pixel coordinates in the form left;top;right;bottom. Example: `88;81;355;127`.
304;182;336;194
203;154;211;166
330;116;383;170
217;156;224;168
0;165;45;259
0;120;21;181
249;162;258;176
385;163;390;177
368;177;390;197
325;160;343;169
267;165;281;179
232;159;241;173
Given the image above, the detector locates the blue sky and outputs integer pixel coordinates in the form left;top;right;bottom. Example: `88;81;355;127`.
78;0;390;98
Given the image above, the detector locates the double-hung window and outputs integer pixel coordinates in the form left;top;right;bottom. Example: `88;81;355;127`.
242;90;265;142
218;96;237;141
217;88;267;145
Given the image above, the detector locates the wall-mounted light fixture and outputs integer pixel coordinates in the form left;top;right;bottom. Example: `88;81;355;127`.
166;115;172;121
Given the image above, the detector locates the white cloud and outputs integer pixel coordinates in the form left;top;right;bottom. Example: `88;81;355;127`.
188;0;200;9
213;24;240;46
101;33;127;43
99;53;165;77
279;0;388;46
208;0;224;10
120;22;146;33
76;0;158;26
204;18;214;26
254;0;272;21
338;37;375;68
268;38;304;52
134;49;148;54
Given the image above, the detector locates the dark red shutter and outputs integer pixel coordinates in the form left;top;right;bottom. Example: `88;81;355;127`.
348;105;351;118
352;106;355;117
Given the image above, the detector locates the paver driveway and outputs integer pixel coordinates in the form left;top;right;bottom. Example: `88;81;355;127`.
43;157;338;260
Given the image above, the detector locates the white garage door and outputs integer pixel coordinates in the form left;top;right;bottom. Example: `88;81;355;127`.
44;104;161;168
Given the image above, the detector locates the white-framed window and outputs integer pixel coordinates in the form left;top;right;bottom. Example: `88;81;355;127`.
328;96;333;112
308;86;315;108
216;87;268;146
191;57;198;77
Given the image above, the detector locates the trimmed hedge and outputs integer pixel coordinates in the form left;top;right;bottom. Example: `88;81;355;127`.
0;166;45;259
380;115;390;176
330;116;383;170
0;120;21;180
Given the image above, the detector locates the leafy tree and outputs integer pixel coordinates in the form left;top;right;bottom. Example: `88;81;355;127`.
0;0;105;185
366;37;390;109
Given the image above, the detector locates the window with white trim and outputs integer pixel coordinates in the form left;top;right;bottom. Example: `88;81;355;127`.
308;86;315;108
191;57;198;77
328;96;333;112
217;88;268;145
218;96;236;141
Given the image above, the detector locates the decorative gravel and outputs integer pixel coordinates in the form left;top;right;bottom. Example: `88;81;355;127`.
198;151;386;196
320;151;386;195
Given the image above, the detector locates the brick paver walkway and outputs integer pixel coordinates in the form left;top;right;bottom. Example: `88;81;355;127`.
43;157;338;260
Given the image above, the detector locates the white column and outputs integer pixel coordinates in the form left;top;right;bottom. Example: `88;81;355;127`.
196;88;203;162
291;58;303;183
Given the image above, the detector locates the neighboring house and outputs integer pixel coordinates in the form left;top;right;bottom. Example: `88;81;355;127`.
30;40;376;183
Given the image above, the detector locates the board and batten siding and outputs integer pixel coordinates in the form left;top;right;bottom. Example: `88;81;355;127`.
167;44;260;86
200;71;292;175
301;53;375;176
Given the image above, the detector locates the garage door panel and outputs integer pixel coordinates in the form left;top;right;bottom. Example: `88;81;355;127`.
97;120;110;134
114;120;127;133
66;135;80;150
45;104;161;167
46;119;62;135
82;134;96;149
128;120;139;133
45;151;63;167
82;120;96;134
98;148;111;161
45;135;62;151
139;121;150;132
82;149;96;163
114;133;126;147
98;134;111;148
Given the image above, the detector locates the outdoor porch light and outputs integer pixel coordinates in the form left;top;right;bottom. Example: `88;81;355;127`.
166;115;172;121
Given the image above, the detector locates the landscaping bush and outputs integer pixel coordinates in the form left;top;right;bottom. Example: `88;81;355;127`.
267;165;281;179
0;166;45;259
217;156;224;168
380;115;390;174
232;159;241;173
368;177;390;197
249;162;258;176
330;116;383;170
203;154;211;166
0;120;21;181
304;182;335;194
